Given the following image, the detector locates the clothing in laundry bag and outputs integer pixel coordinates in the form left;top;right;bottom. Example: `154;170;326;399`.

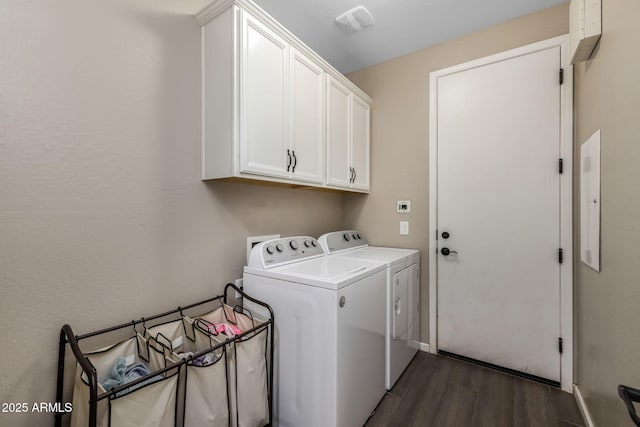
206;323;242;337
101;357;162;396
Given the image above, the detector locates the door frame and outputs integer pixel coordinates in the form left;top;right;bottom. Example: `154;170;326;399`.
427;35;574;392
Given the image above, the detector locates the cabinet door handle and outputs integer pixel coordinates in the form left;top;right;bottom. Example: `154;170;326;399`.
291;151;297;173
349;167;354;183
353;168;357;184
286;149;292;172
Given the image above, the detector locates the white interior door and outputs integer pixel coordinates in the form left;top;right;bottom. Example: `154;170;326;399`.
435;45;562;382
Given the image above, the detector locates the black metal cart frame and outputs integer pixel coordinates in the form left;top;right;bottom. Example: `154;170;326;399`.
55;283;274;427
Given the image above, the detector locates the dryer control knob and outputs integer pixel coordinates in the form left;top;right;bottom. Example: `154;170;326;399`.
343;233;350;242
290;240;299;250
311;240;317;247
265;245;275;255
275;243;284;253
304;240;311;248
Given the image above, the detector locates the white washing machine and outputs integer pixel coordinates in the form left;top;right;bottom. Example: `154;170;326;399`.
243;236;386;427
318;230;420;390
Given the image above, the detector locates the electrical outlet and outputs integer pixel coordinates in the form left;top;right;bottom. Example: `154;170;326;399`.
397;200;411;213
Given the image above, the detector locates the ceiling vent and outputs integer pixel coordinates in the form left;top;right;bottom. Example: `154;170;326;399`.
335;6;375;33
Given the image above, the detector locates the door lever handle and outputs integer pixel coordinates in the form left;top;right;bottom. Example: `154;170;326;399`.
440;247;458;256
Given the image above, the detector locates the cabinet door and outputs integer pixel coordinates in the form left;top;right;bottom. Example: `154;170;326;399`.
351;95;370;191
240;12;289;178
326;76;351;188
289;48;325;184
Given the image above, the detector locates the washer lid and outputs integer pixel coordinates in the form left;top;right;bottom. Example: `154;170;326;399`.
244;256;385;290
279;256;379;280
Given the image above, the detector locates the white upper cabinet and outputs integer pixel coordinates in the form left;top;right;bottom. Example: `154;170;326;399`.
351;95;370;191
198;0;370;192
326;77;351;188
289;48;325;184
240;13;289;179
326;76;370;191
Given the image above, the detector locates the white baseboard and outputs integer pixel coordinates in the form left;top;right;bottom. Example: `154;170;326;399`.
574;384;596;427
414;341;430;353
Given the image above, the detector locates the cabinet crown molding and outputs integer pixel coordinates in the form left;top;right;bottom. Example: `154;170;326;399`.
195;0;372;103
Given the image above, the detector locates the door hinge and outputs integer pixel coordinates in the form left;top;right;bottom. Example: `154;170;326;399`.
559;158;563;174
558;248;564;264
558;337;564;354
559;68;564;85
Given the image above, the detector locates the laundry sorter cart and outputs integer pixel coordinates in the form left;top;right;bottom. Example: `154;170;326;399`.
55;283;273;427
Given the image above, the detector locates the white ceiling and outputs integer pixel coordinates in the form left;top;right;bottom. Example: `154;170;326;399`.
247;0;568;74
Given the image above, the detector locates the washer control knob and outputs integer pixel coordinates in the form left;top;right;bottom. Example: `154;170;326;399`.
352;233;358;239
290;240;299;250
311;240;317;247
275;243;284;253
343;233;350;242
304;240;311;248
355;233;361;239
265;245;275;255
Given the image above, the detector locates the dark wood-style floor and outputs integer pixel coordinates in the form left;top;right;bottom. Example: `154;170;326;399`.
365;352;585;427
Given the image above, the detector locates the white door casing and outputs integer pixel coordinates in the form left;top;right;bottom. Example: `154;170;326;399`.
428;36;573;391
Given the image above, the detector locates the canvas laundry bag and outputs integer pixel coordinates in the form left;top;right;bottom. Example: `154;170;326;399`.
183;345;229;427
70;337;179;427
142;316;232;427
199;304;269;427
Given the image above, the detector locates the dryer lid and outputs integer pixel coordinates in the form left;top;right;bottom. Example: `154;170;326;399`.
332;246;419;267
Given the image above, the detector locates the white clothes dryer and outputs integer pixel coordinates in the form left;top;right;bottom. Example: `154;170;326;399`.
318;230;420;390
243;236;386;427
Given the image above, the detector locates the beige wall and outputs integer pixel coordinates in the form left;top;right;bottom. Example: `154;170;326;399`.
346;3;569;343
0;1;343;425
4;0;635;425
573;0;640;425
